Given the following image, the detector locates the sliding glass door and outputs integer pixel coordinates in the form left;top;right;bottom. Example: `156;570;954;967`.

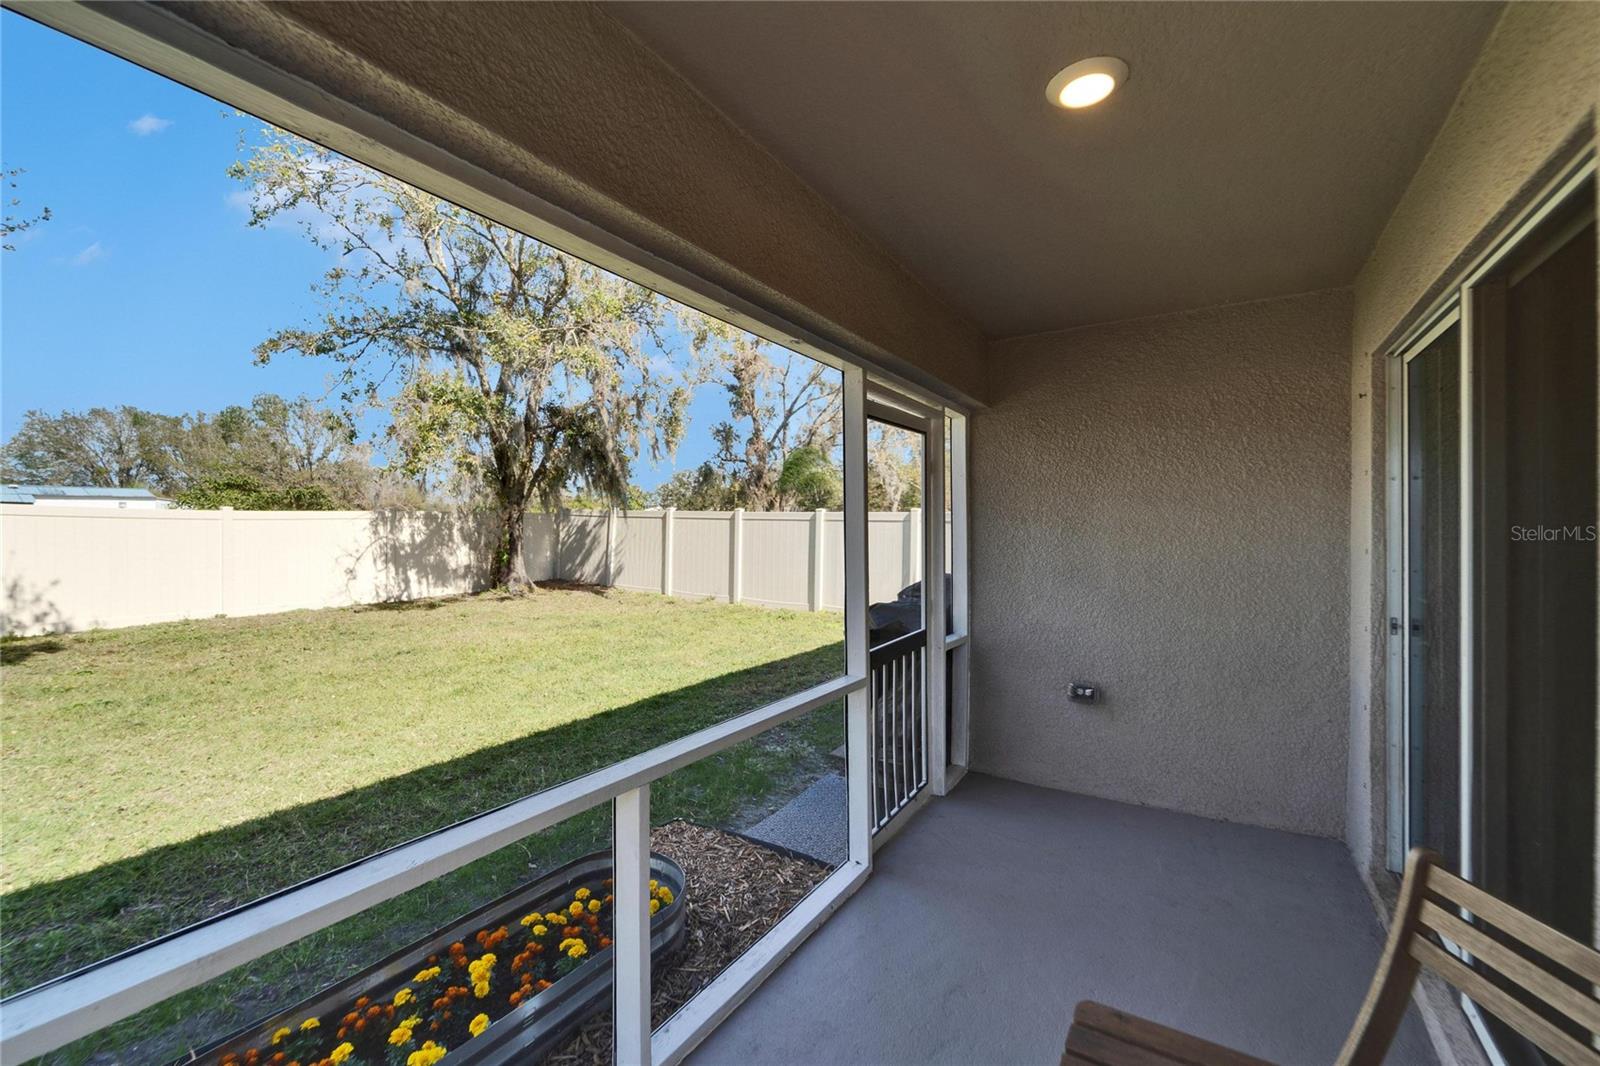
1391;155;1597;1066
1467;175;1596;1066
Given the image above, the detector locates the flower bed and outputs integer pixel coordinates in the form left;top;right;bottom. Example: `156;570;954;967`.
186;852;686;1066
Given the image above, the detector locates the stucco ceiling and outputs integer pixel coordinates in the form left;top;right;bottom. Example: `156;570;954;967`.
606;2;1502;338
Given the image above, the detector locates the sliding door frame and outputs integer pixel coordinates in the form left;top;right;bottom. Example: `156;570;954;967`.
1384;149;1596;1066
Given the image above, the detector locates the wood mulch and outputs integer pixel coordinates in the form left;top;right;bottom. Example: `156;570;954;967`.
543;820;831;1065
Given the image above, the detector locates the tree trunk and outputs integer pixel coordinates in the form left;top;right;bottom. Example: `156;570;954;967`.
494;502;534;592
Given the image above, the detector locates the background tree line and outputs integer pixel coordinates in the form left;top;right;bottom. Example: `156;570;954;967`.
0;394;418;510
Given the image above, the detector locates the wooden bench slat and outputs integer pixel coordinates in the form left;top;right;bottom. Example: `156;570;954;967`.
1067;1003;1276;1066
1426;866;1600;986
1409;936;1600;1066
1419;899;1600;1034
1067;1026;1212;1066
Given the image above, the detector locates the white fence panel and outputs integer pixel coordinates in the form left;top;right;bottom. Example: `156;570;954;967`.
670;511;733;602
739;513;814;610
2;504;922;635
1;507;222;633
560;512;608;585
867;512;920;604
611;512;663;593
522;514;558;584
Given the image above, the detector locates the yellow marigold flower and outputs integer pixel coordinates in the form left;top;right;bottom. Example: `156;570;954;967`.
649;879;658;890
271;1027;292;1046
300;1018;320;1032
649;899;661;914
519;913;538;927
473;980;490;999
393;987;414;1007
469;1013;491;1038
413;966;441;983
545;912;563;924
566;941;588;959
407;1041;448;1066
532;924;549;937
466;953;497;984
574;888;591;901
329;1043;355;1065
568;901;584;917
558;937;581;952
587;899;602;914
389;1024;416;1046
656;886;674;904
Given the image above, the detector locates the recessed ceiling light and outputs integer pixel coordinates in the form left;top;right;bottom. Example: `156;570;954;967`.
1046;56;1129;110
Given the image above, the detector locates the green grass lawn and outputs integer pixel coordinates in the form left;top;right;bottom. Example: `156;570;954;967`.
1;586;845;1062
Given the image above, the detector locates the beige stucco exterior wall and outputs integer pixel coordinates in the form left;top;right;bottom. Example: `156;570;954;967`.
972;290;1353;838
153;0;987;403
1346;1;1600;873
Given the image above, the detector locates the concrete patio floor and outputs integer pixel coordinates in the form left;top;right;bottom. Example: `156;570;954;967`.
688;774;1435;1065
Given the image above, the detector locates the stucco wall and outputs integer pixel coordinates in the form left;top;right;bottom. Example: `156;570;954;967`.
152;0;987;403
973;290;1353;838
1346;1;1600;872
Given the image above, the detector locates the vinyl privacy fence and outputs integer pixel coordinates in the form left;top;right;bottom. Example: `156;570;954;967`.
0;505;939;635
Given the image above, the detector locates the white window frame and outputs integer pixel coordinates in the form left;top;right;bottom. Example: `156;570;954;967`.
0;3;973;1062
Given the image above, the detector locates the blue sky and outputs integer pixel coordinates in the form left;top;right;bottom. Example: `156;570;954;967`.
0;10;818;489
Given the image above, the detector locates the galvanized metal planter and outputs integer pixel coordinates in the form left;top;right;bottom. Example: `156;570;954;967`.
181;851;687;1065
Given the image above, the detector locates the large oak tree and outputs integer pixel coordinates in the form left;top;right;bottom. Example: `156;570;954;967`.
232;129;689;589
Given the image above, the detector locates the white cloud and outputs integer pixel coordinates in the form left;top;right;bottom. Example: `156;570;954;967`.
70;241;105;266
127;114;173;136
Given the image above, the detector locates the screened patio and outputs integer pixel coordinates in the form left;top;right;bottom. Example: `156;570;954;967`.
1;4;1597;1066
